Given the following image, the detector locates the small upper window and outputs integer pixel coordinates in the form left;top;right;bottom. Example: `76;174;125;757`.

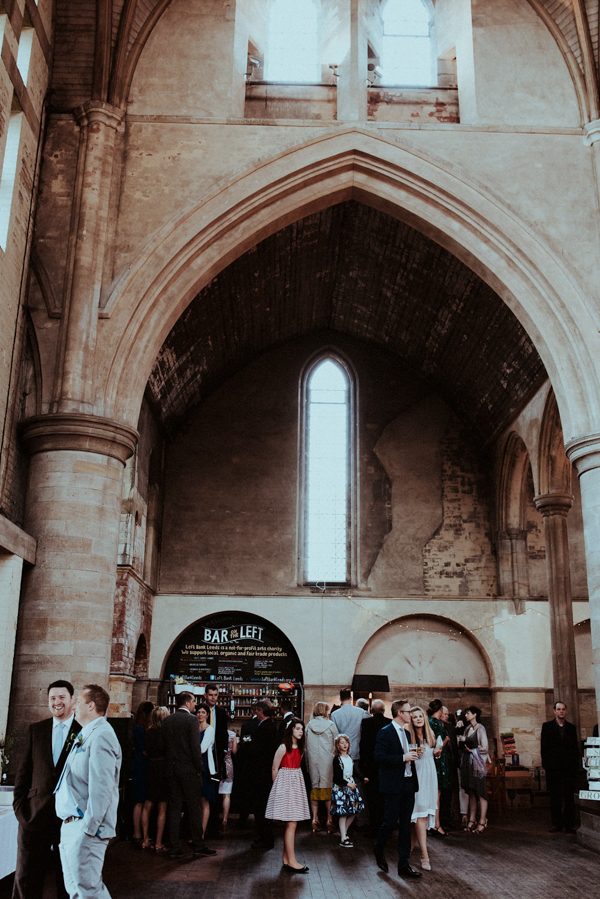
265;0;320;83
301;356;353;585
0;108;24;250
381;0;434;86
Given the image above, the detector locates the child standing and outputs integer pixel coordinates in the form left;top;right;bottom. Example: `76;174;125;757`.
331;734;365;847
265;718;311;873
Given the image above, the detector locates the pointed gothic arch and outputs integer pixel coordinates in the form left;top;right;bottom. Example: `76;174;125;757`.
99;130;600;448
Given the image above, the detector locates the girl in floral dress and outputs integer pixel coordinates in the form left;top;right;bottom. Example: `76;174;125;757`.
331;734;365;848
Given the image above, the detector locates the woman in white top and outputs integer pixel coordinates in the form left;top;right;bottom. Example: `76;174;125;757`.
197;703;217;839
409;706;442;871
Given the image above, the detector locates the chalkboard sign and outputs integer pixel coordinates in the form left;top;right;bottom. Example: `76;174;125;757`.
163;611;303;684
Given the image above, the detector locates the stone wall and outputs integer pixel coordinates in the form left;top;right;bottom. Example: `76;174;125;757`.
159;331;500;597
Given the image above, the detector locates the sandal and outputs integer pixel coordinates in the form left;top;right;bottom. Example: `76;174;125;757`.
464;820;477;832
475;819;488;833
311;820;320;833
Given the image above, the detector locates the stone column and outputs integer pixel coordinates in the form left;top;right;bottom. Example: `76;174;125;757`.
533;492;579;727
9;413;137;734
57;102;124;412
566;435;600;728
337;0;367;121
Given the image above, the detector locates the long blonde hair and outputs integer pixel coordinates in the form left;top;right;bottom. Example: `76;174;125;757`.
409;706;436;748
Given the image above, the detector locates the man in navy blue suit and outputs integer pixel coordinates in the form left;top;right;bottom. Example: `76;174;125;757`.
374;698;421;880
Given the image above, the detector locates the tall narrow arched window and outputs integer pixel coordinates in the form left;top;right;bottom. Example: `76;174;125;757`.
381;0;434;86
301;356;354;585
265;0;320;83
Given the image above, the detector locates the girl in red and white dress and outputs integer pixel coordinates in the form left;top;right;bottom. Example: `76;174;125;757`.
265;717;310;873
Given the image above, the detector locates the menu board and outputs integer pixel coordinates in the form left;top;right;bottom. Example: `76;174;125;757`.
164;611;303;684
580;736;600;801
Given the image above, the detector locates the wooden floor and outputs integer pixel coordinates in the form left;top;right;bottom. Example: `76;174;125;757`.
3;808;600;898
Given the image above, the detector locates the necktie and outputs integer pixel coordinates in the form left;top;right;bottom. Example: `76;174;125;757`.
398;726;411;777
210;706;215;728
53;723;65;765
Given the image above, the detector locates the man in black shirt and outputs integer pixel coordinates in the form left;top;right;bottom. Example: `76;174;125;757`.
540;700;581;833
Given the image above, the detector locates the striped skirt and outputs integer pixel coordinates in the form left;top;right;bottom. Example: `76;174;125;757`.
265;768;310;822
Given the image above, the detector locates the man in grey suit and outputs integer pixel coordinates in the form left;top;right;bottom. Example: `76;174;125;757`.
55;684;121;898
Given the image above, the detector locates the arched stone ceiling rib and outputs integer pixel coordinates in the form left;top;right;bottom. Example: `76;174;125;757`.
147;202;547;442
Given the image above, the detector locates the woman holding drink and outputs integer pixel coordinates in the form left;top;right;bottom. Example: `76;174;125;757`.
409;706;442;871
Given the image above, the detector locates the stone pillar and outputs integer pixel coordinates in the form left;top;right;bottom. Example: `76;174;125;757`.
9;413;137;734
566;436;600;728
57;102;124;412
337;0;367;121
533;492;579;727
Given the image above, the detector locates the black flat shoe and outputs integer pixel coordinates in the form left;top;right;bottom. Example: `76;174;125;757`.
283;864;309;873
398;864;422;879
374;849;388;873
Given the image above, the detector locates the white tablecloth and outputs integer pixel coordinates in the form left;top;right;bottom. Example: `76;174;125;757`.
0;805;18;879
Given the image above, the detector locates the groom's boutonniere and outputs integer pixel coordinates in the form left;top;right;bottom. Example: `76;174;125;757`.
70;733;85;751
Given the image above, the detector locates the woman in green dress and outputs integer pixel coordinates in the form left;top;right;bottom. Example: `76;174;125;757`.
428;699;451;835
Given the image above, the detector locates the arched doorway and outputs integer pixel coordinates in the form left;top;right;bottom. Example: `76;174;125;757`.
355;614;494;741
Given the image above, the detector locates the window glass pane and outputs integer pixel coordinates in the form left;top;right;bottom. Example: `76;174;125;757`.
266;0;320;82
384;0;430;35
305;359;349;583
0;112;23;250
381;0;433;86
382;35;432;85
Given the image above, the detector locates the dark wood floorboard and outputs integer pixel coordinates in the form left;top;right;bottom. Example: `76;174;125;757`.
2;808;600;898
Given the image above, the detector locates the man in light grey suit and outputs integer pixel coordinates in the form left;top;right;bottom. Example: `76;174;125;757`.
55;684;121;898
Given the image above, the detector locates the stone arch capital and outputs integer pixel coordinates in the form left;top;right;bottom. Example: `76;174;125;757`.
21;413;138;464
565;434;600;476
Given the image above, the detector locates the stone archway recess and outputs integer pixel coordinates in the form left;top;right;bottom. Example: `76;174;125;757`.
99;129;600;445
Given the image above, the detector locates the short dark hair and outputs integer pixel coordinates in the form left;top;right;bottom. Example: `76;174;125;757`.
196;702;211;716
82;684;109;715
175;691;195;708
428;698;443;715
48;680;74;696
205;685;219;694
466;705;482;722
283;717;305;752
339;688;352;701
391;699;410;718
553;700;567;709
256;700;274;717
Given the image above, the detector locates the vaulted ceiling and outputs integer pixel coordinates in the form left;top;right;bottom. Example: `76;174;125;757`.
147;201;547;442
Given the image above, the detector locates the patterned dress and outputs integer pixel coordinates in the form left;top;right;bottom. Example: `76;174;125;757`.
265;747;310;821
460;723;489;798
331;755;365;817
